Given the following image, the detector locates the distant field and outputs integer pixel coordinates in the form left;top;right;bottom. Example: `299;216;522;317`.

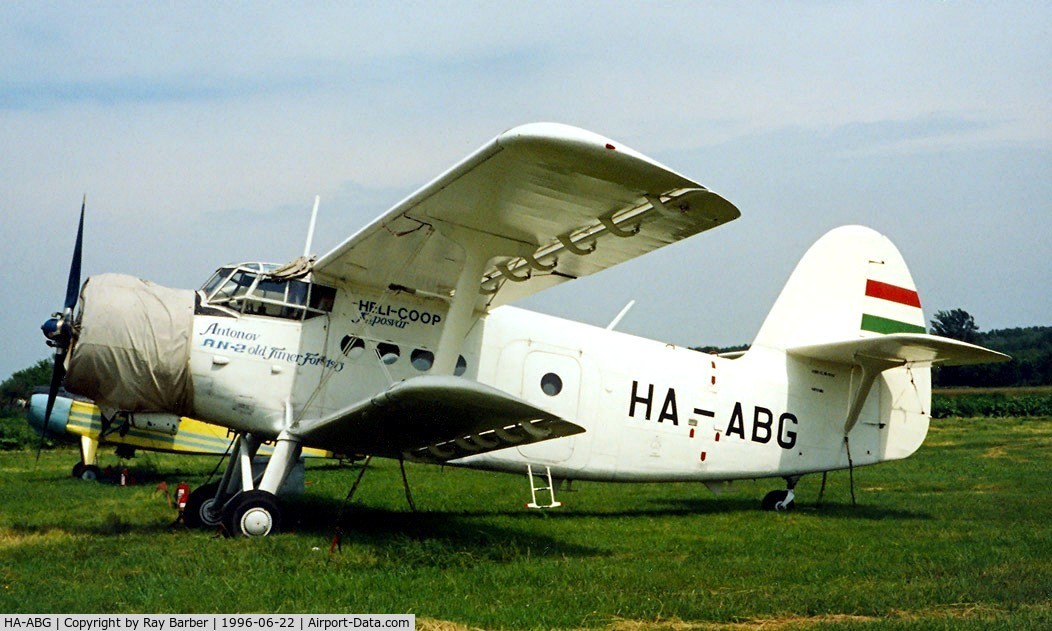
931;387;1052;418
933;385;1052;396
1;417;1050;629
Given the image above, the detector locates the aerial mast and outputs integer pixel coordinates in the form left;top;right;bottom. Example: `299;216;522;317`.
303;195;320;257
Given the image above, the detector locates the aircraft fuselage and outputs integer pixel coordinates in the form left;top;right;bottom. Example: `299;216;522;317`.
188;290;930;485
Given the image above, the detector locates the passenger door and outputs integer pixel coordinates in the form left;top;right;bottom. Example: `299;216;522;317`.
515;351;581;463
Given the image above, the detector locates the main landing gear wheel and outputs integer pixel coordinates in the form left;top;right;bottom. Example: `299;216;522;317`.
183;482;223;529
223;490;282;537
762;489;796;512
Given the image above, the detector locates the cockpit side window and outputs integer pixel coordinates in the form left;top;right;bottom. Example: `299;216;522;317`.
201;268;234;299
244;278;290;317
288;281;308;306
308;284;337;314
213;271;254;305
198;264;336;321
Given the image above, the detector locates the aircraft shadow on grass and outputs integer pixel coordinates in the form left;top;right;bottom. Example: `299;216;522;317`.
7;501;602;564
302;506;600;562
647;496;931;521
7;482;924;560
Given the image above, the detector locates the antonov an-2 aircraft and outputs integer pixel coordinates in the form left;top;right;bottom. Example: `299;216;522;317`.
39;123;1007;537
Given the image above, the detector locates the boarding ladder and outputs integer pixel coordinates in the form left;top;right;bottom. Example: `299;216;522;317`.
525;464;562;509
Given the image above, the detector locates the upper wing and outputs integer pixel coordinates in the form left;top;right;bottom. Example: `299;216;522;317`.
290;375;584;463
313;123;739;308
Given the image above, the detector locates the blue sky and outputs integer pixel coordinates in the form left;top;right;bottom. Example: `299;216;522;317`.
2;2;1049;380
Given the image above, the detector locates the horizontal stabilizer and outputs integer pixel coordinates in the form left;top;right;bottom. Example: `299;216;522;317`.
789;333;1010;369
292;376;584;462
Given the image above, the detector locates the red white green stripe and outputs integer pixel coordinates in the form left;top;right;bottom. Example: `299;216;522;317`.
861;280;925;334
865;280;921;308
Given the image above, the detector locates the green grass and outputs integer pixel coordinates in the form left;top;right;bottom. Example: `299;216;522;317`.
2;418;1051;629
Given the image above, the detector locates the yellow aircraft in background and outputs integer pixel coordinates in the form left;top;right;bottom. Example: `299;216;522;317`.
28;391;333;481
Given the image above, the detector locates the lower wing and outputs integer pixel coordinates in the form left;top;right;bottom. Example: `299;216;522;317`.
292;376;584;463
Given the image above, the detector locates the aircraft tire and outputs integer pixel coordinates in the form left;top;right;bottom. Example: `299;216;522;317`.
184;482;223;529
71;462;85;478
761;489;795;512
223;490;282;538
79;465;101;482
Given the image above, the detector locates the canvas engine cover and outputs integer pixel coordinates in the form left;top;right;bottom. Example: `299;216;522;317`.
65;273;196;416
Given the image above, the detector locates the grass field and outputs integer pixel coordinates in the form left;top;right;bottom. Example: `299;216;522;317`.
1;417;1050;629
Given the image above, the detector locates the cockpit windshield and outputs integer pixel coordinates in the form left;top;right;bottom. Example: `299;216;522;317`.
197;263;336;320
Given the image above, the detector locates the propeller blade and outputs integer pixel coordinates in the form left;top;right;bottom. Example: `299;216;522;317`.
63;196;85;311
38;197;84;460
36;350;67;461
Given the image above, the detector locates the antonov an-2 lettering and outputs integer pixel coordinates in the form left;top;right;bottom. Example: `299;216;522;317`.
628;381;798;449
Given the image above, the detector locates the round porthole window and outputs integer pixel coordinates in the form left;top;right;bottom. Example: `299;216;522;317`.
454;355;468;376
376;343;400;365
540;372;563;396
410;349;434;371
340;336;366;358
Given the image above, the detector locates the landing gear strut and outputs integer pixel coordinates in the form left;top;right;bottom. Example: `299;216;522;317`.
71;435;100;481
762;476;799;512
183;431;301;537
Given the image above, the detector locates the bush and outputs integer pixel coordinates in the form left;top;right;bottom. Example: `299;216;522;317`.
0;411;44;451
931;392;1052;418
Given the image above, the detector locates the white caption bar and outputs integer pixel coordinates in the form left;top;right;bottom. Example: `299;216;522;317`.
0;615;415;631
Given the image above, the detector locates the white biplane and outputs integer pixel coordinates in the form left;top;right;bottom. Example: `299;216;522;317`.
40;123;1007;536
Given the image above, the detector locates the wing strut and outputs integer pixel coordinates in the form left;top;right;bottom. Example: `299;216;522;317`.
842;362;890;435
431;225;533;374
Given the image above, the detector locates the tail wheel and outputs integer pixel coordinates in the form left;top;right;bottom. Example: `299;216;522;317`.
762;489;795;512
183;482;223;529
223;490;282;537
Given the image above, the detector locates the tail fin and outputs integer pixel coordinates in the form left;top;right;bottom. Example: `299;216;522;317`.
753;225;926;351
750;226;1008;462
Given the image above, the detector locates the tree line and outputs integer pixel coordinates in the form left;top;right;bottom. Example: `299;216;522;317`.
929;309;1052;388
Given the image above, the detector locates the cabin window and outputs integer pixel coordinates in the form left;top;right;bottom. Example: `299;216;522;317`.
410;349;434;371
340;336;366;358
377;343;400;365
540;372;563;396
454;355;468;376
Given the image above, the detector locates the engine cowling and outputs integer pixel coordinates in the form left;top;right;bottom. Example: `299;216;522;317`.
65;273;196;416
